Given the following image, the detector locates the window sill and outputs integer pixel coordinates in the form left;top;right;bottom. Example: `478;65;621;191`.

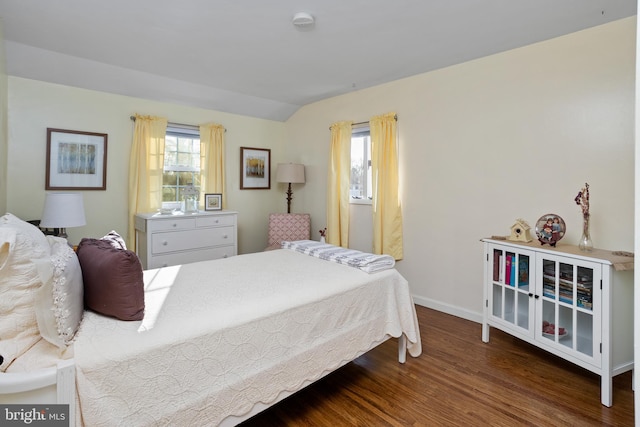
350;198;372;206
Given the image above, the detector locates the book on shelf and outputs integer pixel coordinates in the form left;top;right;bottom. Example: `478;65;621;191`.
518;256;529;288
505;254;513;286
577;291;592;308
559;289;573;304
543;261;555;279
493;250;501;282
577;282;592;292
578;299;593;310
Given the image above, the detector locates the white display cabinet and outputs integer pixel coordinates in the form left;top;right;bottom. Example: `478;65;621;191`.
481;238;633;407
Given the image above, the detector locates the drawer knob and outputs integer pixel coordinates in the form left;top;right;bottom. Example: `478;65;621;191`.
172;223;177;227
215;219;219;223
162;241;168;246
162;263;168;267
223;254;228;258
223;234;228;239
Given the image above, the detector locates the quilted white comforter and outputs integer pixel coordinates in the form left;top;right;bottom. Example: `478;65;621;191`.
72;249;422;426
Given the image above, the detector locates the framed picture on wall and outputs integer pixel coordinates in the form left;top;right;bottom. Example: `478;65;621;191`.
46;128;108;190
204;193;222;211
240;147;270;189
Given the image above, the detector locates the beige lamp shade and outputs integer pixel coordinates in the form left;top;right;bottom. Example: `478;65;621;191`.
40;192;86;229
276;163;305;213
276;163;305;184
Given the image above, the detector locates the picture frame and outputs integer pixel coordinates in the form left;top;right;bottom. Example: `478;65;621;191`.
240;147;271;189
46;128;108;190
204;193;222;211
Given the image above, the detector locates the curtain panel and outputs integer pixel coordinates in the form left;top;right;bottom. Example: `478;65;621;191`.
128;114;168;248
327;121;353;247
199;123;226;209
370;112;403;260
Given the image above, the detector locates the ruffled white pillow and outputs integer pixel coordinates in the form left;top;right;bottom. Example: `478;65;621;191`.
35;236;84;348
0;213;51;372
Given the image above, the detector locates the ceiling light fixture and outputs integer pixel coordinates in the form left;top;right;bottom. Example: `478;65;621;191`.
292;12;315;30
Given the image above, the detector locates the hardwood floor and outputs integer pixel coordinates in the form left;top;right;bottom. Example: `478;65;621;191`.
239;305;634;426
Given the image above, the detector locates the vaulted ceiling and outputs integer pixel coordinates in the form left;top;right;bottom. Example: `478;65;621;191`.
0;1;636;121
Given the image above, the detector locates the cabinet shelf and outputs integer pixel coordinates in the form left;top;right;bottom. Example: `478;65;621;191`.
481;238;633;407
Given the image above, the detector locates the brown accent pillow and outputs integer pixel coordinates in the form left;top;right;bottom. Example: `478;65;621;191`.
76;238;144;321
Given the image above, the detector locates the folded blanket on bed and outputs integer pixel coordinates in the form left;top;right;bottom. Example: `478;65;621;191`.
282;240;395;273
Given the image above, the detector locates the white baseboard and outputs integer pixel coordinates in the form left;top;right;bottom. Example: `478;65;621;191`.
412;295;483;324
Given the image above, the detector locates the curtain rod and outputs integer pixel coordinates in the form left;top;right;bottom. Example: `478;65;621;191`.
329;114;397;130
129;116;226;132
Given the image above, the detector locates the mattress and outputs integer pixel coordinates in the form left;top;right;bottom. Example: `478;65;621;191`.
70;249;421;426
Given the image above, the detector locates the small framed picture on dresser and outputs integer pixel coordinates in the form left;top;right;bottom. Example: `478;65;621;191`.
204;193;222;211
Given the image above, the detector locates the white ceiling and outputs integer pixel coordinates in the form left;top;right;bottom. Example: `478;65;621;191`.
0;1;636;121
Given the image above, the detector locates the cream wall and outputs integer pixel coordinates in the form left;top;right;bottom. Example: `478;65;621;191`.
286;17;636;321
6;77;287;253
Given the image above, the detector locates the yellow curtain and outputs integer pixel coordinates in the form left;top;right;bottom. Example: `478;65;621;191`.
128;114;168;248
327;121;352;247
199;123;226;209
370;112;403;259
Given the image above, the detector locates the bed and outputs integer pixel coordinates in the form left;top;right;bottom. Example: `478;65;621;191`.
0;215;422;426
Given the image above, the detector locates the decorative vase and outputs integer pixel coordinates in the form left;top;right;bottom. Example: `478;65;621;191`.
578;213;593;252
320;236;326;244
182;183;199;214
183;194;198;214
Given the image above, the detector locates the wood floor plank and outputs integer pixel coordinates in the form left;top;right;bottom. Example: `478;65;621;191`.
239;306;634;426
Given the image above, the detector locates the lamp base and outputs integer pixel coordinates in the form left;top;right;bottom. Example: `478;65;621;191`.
285;183;293;213
57;227;68;239
57;228;74;247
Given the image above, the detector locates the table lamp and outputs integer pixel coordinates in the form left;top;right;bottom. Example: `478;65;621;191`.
276;163;305;213
40;192;86;241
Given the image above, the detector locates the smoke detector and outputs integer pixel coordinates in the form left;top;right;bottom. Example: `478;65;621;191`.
292;12;315;29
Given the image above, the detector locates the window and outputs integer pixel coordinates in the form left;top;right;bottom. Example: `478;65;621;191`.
350;125;372;204
162;125;200;208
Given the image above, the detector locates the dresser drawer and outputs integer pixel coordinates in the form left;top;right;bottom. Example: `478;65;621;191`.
147;246;235;269
151;226;235;254
196;214;236;228
147;217;196;232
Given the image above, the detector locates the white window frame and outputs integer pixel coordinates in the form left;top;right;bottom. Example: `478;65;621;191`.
162;125;201;210
350;124;372;205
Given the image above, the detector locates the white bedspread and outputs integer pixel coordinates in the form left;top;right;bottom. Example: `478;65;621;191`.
72;249;421;426
281;240;396;273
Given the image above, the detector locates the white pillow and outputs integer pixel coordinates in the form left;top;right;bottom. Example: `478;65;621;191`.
35;236;84;348
0;213;51;372
101;230;127;250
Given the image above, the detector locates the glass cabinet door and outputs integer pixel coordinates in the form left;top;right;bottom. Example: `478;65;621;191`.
537;254;601;365
488;246;534;333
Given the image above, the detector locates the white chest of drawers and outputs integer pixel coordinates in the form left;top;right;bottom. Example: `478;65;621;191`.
134;210;238;269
